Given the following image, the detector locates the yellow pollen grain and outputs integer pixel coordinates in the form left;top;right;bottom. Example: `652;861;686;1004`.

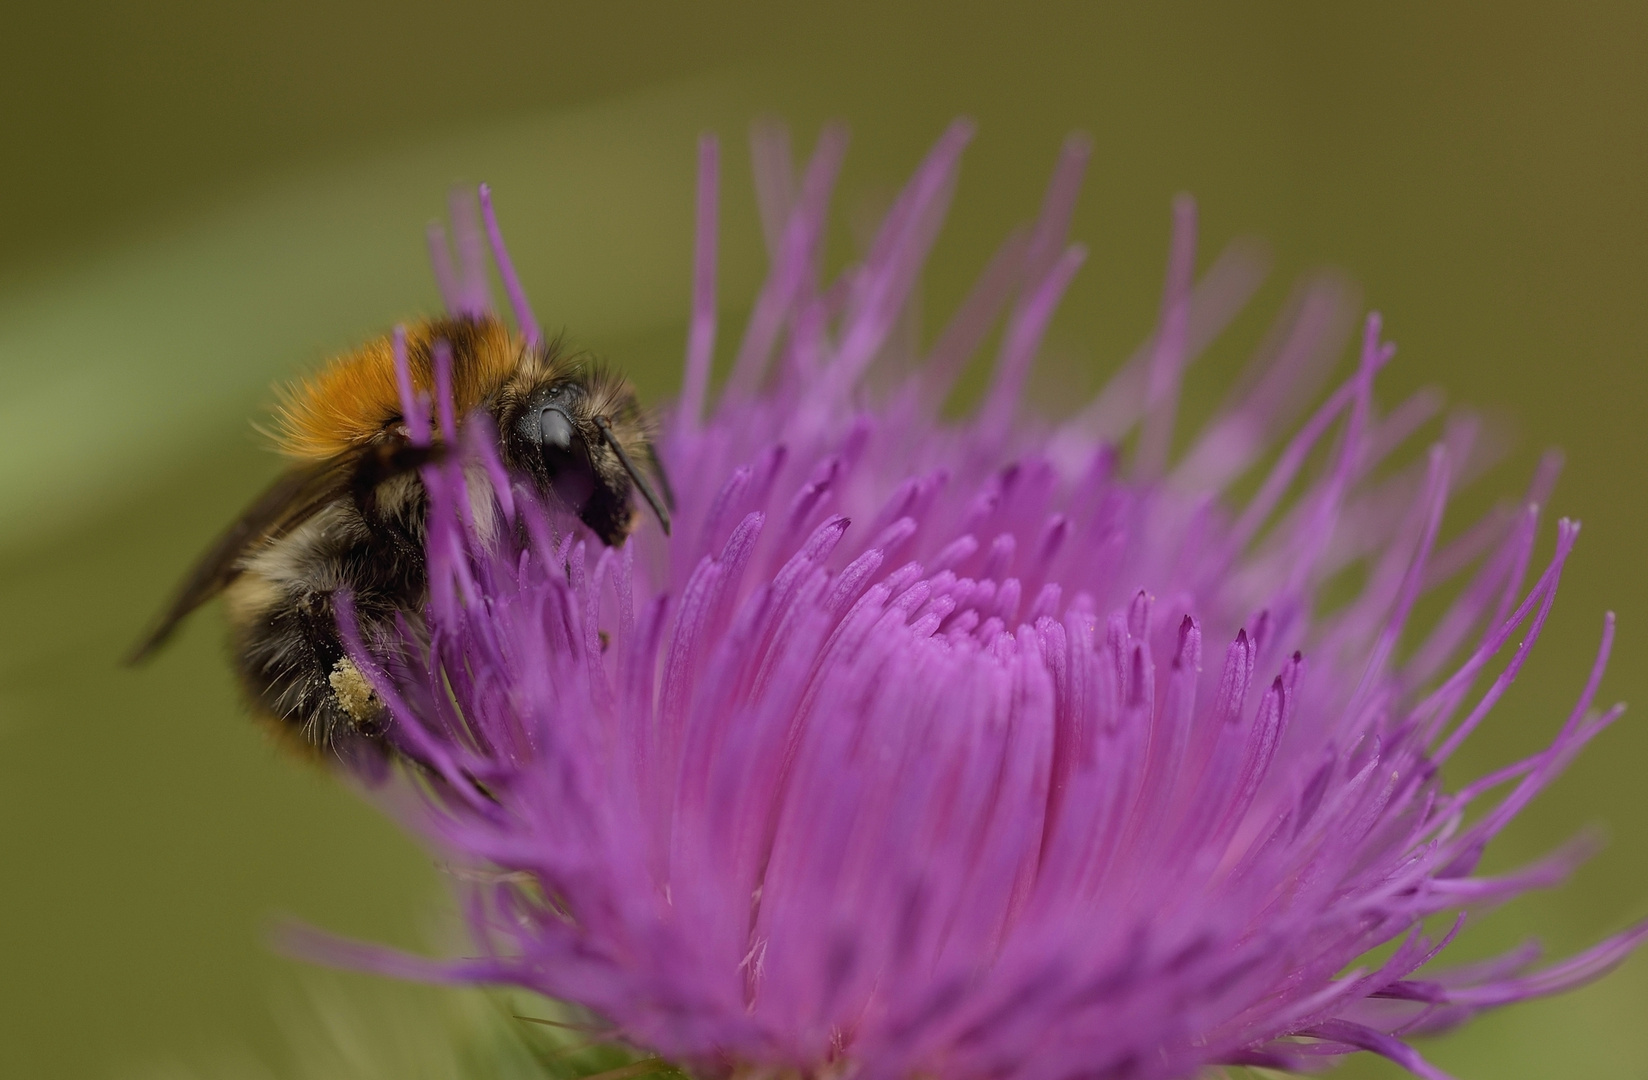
329;658;383;724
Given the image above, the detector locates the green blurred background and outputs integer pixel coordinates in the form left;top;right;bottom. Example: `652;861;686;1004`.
3;3;1646;1077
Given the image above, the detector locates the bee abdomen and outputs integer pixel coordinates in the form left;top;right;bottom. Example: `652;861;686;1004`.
223;524;406;755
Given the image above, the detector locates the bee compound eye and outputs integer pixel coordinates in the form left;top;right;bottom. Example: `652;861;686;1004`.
538;406;575;451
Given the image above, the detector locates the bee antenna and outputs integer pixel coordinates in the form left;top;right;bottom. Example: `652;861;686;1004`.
593;416;672;536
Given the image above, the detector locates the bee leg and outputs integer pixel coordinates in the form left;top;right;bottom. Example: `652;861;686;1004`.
232;584;391;752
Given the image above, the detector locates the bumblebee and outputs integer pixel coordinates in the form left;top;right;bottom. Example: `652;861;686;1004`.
130;314;671;758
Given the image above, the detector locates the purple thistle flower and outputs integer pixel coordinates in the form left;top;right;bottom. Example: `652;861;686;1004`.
318;121;1647;1080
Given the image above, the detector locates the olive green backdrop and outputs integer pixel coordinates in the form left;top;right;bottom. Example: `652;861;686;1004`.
3;3;1646;1078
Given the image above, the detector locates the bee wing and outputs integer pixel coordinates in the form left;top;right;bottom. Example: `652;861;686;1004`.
126;459;349;663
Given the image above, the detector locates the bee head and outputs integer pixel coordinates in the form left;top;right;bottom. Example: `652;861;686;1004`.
497;351;673;545
515;379;599;509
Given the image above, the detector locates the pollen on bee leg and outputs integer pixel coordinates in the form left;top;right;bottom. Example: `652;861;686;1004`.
329;657;385;728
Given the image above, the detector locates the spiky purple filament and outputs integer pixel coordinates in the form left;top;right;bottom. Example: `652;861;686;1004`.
321;123;1646;1080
